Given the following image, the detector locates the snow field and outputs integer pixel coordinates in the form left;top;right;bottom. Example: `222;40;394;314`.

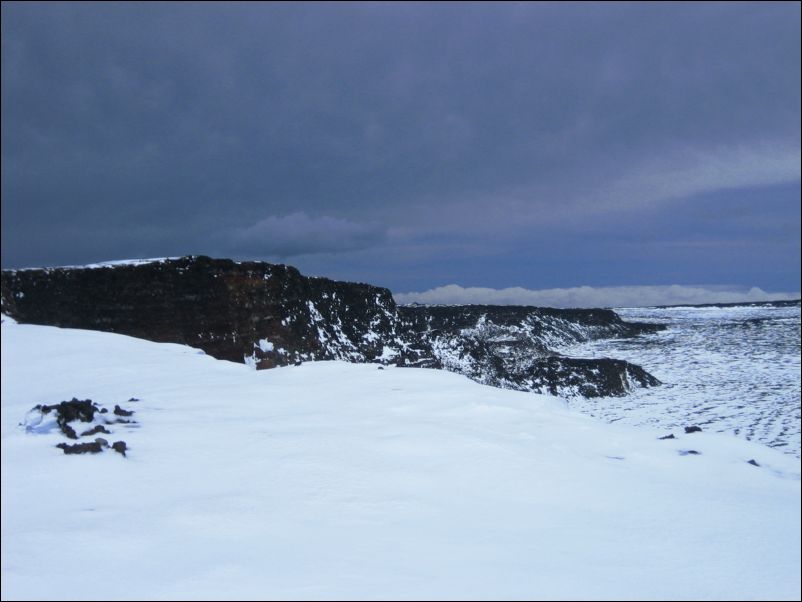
1;318;800;600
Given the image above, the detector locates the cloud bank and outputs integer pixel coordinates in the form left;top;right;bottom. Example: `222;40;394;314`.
394;284;801;309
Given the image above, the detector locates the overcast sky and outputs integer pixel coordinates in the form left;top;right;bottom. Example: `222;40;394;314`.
2;2;800;304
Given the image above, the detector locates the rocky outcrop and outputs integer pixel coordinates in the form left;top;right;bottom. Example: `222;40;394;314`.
1;256;664;398
397;305;663;397
22;397;135;456
1;256;400;368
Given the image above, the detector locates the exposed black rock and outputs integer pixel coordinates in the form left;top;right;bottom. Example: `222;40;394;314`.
396;304;663;397
128;397;140;402
679;450;701;456
684;426;703;434
659;434;676;440
2;256;666;399
1;256;399;368
57;441;104;455
25;398;137;457
60;423;78;440
524;357;660;398
80;425;111;437
747;459;760;467
25;398;138;441
38;398;97;422
35;399;99;439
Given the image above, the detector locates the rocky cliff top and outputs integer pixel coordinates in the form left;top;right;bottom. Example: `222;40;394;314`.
2;255;664;398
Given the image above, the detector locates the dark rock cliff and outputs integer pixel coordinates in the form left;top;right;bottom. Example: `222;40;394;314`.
1;256;664;398
1;256;399;368
398;305;662;396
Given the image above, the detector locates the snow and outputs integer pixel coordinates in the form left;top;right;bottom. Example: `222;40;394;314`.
257;338;275;353
8;257;181;271
557;304;802;457
1;319;800;601
375;345;398;362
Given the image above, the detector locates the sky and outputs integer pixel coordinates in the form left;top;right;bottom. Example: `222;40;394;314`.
2;2;800;305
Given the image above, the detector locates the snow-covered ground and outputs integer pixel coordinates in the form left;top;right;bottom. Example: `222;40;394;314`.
1;317;800;601
557;304;802;458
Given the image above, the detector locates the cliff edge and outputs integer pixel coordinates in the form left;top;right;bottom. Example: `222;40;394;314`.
2;256;663;398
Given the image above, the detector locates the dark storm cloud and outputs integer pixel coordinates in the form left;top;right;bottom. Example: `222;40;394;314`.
2;2;799;294
224;213;387;257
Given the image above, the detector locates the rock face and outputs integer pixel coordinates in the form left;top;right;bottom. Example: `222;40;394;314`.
397;305;663;397
1;256;399;368
1;256;664;398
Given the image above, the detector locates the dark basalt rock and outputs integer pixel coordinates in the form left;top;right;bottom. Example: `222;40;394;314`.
38;398;98;422
80;425;111;437
747;459;760;467
60;423;78;440
679;450;701;456
684;426;703;434
1;256;398;368
57;441;104;455
2;256;666;399
25;398;136;457
56;438;122;456
35;398;100;439
524;356;660;398
659;434;676;440
394;305;662;397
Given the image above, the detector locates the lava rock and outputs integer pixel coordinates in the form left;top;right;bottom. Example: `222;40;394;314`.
60;423;78;440
684;426;703;434
679;450;701;456
747;459;760;467
523;356;661;398
57;441;104;455
128;397;140;402
111;441;127;456
36;398;99;439
80;424;111;437
659;434;676;440
113;405;134;417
